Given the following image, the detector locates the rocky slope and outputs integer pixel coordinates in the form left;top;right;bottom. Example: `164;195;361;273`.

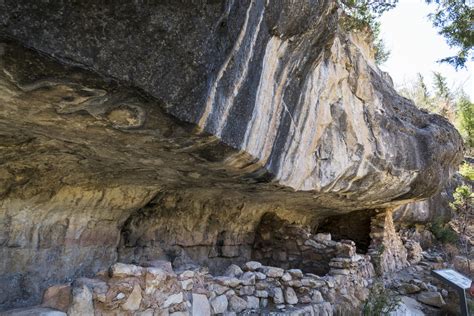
0;0;463;312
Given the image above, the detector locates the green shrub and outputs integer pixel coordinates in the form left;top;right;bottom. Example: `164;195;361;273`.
429;218;459;244
362;282;400;316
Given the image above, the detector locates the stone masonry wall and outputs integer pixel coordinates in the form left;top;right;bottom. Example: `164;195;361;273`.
38;257;374;316
368;210;409;275
252;213;362;276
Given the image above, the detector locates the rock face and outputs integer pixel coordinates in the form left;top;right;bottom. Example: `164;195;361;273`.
394;173;467;224
0;1;462;198
0;0;463;311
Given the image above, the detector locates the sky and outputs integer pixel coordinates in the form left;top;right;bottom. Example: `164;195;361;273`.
379;0;473;100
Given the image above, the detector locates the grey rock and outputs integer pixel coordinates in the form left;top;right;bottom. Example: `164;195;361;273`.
284;287;298;305
192;293;211;316
224;265;243;278
229;296;247;313
240;272;256;286
244;261;262;271
287;269;304;279
311;290;324;304
68;285;94;316
398;283;421;295
239;286;255;296
164;293;184;308
246;296;260;310
281;273;292;282
109;263;143;278
122;284;142;311
271;287;285;305
262;266;285;278
417;291;446;308
210;295;228;314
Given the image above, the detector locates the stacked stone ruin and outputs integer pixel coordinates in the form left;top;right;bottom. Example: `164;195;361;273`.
42;256;374;315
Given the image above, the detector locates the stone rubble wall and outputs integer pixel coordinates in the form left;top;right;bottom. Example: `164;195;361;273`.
40;256;375;316
368;210;409;275
253;213;366;277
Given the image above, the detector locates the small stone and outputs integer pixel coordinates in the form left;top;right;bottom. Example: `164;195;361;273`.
311;290;324;303
427;284;437;292
271;287;285;304
240;272;256;285
262;266;284;278
398;283;421;295
181;279;193;291
210;295;228;314
145;267;170;295
122;284;142;311
301;278;324;288
68;285;94;316
417;291;446;308
239;286;255;296
136;309;156;316
192;293;211;316
164;293;184;308
42;284;72;312
244;261;262;271
215;277;241;288
329;269;350;275
304;239;325;249
116;292;126;300
314;233;331;241
224;264;243;278
229;295;247;313
255;272;267;280
246;296;259;309
225;290;236;297
287;269;303;279
255;290;268;298
288;280;302;288
284;287;298;305
109;263;143;278
178;270;195;280
208;283;229;295
441;289;448;297
299;295;312;304
260;298;268;308
169;312;188;316
74;278;108;303
276;304;286;310
144;260;174;273
336;243;356;257
281;273;292;282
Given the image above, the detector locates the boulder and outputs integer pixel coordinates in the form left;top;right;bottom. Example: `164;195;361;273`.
417;291;446;308
41;284;72;312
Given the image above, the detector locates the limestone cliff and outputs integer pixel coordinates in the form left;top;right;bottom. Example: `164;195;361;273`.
0;0;463;311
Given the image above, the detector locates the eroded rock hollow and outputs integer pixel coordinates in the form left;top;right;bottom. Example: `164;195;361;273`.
0;0;463;313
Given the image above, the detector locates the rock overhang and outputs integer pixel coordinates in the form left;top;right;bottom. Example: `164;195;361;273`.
0;0;464;212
